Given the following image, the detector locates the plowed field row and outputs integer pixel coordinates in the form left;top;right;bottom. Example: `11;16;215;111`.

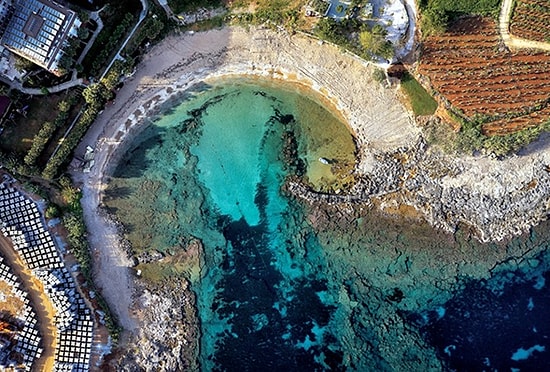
418;16;550;135
439;81;550;95
510;0;550;43
435;73;550;87
483;106;550;136
421;59;550;73
421;52;550;66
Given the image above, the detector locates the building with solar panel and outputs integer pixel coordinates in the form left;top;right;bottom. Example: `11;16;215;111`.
0;0;80;76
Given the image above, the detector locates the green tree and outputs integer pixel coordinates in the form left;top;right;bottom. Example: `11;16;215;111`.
82;83;111;108
359;25;393;59
45;204;60;219
63;213;86;242
77;27;90;40
14;55;37;72
58;100;71;113
24;121;56;166
77;10;90;23
145;18;164;40
60;177;82;211
421;7;448;36
315;18;346;45
58;54;73;71
101;61;124;91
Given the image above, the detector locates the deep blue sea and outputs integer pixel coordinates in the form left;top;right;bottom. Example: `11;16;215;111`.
105;78;550;371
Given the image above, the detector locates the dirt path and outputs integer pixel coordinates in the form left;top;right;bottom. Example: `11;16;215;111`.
499;0;550;51
0;235;56;371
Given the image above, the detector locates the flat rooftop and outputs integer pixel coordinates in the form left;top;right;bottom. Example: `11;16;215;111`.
0;0;79;74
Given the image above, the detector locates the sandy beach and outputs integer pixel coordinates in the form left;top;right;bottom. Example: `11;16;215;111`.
70;25;550;367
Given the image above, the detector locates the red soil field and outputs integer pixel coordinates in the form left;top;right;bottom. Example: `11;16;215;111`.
510;0;550;43
418;16;550;136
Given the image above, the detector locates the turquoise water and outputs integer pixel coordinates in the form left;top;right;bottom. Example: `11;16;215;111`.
106;79;356;369
104;78;550;370
190;88;284;226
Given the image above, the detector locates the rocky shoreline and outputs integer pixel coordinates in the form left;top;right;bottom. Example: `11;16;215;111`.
291;135;550;243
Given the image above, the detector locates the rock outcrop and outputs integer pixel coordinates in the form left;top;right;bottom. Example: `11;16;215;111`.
291;136;550;243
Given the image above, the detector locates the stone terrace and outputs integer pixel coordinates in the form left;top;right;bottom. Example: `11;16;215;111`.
0;177;93;371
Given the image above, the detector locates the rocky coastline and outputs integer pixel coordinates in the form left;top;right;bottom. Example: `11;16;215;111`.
70;26;550;370
291;135;550;243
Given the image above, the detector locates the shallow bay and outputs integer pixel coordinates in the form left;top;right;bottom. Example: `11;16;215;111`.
104;78;550;370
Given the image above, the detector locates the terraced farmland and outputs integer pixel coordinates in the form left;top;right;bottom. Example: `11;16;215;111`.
418;16;550;136
510;0;550;43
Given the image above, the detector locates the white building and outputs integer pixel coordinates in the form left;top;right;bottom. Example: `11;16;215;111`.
0;0;80;76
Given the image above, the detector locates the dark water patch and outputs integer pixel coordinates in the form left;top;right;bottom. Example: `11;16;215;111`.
210;215;342;371
101;78;550;371
408;269;550;371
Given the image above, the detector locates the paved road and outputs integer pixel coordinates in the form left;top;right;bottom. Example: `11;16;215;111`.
0;74;84;95
76;10;105;66
499;0;550;52
396;0;418;62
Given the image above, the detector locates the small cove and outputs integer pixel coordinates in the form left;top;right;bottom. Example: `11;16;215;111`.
103;77;550;370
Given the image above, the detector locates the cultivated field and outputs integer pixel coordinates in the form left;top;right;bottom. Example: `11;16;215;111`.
418;16;550;135
510;0;550;43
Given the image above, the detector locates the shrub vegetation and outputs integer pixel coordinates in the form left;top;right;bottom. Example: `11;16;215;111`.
419;0;502;35
168;0;221;14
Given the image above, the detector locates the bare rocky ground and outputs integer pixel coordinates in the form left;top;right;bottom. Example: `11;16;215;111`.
298;134;550;243
71;26;550;370
108;278;199;371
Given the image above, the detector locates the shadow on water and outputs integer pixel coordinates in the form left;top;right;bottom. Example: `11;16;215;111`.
109;82;222;180
404;221;550;371
211;215;343;371
103;185;134;201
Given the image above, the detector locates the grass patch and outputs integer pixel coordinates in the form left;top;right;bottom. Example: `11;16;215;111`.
424;113;550;156
229;0;304;30
185;14;226;31
0;95;64;154
400;73;438;116
420;0;502;16
418;0;501;36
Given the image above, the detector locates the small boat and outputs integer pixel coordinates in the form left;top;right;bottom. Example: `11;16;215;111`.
319;157;329;164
